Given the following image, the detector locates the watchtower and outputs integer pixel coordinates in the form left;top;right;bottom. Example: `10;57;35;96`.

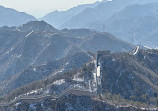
97;50;110;66
96;50;110;95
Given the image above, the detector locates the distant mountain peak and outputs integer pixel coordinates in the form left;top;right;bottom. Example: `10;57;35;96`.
17;20;58;32
0;5;36;27
40;1;100;28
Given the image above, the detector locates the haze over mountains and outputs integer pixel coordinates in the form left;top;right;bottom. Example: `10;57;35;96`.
0;5;36;27
1;0;158;110
40;0;158;48
104;3;158;47
1;0;158;47
40;1;100;28
41;0;158;29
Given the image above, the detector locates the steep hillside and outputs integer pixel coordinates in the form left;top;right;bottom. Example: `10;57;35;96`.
0;60;95;102
0;5;36;27
81;33;133;52
0;23;72;82
99;49;158;105
0;52;92;96
1;49;158;110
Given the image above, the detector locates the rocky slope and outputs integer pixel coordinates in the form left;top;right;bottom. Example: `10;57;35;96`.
99;49;158;105
0;52;92;96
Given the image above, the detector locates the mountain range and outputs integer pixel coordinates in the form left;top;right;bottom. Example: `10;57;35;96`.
42;0;157;30
0;5;36;27
40;0;158;48
0;21;133;96
103;3;158;47
1;0;158;48
1;0;158;110
40;1;100;28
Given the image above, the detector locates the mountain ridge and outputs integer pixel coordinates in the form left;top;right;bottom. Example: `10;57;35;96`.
0;5;36;27
0;21;133;97
40;1;101;28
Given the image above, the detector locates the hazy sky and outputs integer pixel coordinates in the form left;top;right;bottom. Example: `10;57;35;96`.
0;0;102;18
